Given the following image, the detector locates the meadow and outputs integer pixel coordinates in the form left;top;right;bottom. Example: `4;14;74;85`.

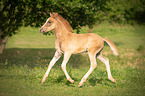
0;23;145;96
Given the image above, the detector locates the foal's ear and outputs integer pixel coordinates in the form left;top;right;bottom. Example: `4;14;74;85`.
50;13;53;17
52;12;59;19
53;12;58;17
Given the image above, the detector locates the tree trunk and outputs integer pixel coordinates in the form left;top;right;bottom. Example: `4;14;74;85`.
0;30;8;54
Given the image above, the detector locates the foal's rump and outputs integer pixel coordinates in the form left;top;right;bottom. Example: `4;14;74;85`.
81;33;119;56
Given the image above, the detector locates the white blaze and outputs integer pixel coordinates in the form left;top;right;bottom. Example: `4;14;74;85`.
42;18;49;27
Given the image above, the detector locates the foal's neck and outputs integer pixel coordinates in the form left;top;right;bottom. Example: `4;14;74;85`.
53;22;71;39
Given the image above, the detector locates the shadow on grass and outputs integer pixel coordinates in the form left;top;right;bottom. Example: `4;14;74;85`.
0;74;28;79
88;77;117;87
89;77;103;86
53;74;78;87
41;75;78;87
0;48;121;88
0;48;90;69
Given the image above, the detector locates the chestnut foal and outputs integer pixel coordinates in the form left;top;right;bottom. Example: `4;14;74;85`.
39;13;118;87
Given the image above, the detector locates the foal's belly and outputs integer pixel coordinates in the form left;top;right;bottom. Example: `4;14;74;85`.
73;47;87;54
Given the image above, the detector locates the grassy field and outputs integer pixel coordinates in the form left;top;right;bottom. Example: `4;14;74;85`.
0;23;145;96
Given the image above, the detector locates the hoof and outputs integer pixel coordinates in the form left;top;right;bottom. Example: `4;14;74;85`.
78;84;82;87
112;79;117;83
70;80;75;84
68;78;75;84
109;76;117;83
41;81;45;84
111;78;116;83
41;78;46;84
78;82;83;87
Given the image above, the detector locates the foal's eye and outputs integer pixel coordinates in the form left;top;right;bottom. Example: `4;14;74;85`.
48;21;51;24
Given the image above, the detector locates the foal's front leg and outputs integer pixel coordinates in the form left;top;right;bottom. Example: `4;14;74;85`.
41;51;62;84
61;52;74;84
55;39;63;54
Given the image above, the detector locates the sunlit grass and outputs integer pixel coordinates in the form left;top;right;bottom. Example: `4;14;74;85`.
0;23;145;96
5;26;55;49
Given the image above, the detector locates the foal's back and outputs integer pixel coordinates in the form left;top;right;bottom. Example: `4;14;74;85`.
60;33;104;54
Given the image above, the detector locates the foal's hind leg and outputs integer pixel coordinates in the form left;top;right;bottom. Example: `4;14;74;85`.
41;51;62;84
97;54;116;83
78;52;97;87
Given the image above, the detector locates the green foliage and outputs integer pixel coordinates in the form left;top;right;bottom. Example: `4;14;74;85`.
96;0;145;24
0;0;26;39
0;0;100;38
0;0;145;40
24;0;99;33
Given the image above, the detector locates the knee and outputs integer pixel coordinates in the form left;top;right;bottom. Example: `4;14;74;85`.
92;63;97;69
104;57;109;63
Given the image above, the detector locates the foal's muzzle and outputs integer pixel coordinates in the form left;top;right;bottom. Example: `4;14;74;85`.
39;28;45;34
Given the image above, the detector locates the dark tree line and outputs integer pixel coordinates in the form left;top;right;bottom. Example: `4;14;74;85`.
0;0;145;44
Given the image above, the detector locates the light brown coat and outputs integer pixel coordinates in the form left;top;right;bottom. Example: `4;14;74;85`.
39;13;118;87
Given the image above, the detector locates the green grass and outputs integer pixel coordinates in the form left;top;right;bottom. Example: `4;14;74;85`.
0;23;145;96
5;27;55;49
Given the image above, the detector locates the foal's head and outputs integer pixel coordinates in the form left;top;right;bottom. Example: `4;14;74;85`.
39;13;57;34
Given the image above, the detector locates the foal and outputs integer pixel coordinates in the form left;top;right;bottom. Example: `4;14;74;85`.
39;13;119;87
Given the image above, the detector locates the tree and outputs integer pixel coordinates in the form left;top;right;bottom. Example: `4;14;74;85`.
1;0;102;53
0;0;26;43
24;0;99;33
0;0;27;53
0;0;100;42
1;0;145;46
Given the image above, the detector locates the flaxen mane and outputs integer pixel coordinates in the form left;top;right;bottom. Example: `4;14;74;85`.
52;12;73;32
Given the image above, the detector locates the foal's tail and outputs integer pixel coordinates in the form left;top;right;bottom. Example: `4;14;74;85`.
103;37;119;56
